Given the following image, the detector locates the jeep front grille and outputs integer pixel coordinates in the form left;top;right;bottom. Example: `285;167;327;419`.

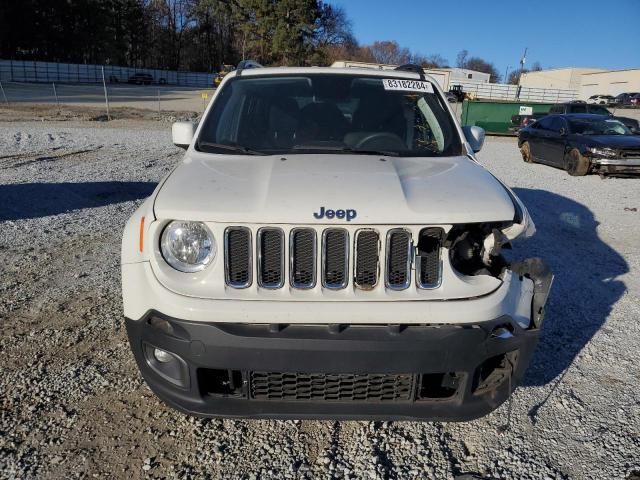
416;228;444;288
224;227;252;288
249;371;415;402
322;229;349;289
257;228;284;288
354;230;380;289
290;228;316;288
223;226;442;291
385;229;412;290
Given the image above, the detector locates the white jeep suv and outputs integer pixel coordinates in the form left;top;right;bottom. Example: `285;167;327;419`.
121;64;553;420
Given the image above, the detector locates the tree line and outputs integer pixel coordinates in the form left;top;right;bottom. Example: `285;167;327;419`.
0;0;535;82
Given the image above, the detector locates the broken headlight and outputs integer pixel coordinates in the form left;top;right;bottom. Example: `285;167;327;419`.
586;147;617;158
449;190;535;277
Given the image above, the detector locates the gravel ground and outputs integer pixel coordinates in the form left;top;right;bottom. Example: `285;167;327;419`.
1;119;639;480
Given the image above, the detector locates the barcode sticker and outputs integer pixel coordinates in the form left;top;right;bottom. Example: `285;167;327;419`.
382;79;434;93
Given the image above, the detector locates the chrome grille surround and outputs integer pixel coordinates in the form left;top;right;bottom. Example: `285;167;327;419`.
289;228;317;289
222;225;443;293
322;228;349;290
354;229;380;290
385;228;413;290
415;227;444;289
224;227;253;288
257;227;285;289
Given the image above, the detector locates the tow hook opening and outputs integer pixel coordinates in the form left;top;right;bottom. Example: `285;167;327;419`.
418;372;462;400
198;368;245;397
473;351;518;395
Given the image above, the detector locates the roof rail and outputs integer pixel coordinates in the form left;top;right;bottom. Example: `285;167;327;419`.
395;64;425;81
236;60;263;76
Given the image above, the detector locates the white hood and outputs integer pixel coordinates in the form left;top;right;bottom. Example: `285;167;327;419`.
153;152;515;225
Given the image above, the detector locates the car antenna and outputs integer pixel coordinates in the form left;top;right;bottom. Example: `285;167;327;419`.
395;63;426;81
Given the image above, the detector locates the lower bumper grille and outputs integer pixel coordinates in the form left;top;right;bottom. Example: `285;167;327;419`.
249;371;415;402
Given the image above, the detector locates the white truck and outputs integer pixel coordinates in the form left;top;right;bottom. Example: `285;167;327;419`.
121;64;553;420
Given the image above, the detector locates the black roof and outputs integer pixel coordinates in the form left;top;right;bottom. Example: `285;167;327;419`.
549;113;610;120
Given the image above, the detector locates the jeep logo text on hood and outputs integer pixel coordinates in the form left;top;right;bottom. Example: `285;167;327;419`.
313;207;357;222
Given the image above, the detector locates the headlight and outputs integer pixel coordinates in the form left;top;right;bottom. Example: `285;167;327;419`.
160;221;215;272
586;147;617;158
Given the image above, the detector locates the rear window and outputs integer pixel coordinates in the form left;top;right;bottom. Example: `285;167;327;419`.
197;74;462;157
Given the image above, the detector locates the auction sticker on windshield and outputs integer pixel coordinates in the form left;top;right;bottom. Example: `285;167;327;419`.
382;79;434;93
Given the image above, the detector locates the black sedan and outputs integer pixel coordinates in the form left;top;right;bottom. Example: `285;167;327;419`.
518;114;640;176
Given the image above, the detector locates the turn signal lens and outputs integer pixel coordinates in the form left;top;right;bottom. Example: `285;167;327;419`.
139;216;145;253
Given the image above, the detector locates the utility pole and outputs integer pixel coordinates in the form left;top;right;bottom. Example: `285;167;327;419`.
516;48;527;99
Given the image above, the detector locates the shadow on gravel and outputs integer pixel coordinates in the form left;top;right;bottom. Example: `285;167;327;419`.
0;181;156;221
513;188;628;390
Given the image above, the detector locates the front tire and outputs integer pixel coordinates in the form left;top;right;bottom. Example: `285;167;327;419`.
565;149;590;176
520;141;533;163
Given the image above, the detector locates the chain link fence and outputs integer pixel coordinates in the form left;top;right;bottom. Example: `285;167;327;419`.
0;59;214;87
0;80;215;114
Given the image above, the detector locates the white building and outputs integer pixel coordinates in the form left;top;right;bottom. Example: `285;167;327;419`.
519;67;607;90
579;69;640;98
430;68;490;84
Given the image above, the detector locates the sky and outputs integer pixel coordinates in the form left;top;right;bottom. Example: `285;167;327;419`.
331;0;640;81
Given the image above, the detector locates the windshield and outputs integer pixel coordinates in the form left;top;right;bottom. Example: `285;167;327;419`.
568;118;632;136
196;74;462;156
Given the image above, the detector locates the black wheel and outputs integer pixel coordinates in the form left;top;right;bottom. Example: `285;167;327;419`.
565;149;590;176
520;141;534;163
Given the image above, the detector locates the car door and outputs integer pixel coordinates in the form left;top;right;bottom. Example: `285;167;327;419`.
544;117;568;167
527;117;554;163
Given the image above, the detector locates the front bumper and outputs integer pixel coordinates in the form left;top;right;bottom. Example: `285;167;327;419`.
127;314;537;421
594;158;640;174
125;260;553;421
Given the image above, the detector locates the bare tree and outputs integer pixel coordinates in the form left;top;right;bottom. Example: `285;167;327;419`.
456;49;468;68
369;40;410;65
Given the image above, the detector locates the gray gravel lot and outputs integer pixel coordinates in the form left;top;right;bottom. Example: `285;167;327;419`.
1;119;639;480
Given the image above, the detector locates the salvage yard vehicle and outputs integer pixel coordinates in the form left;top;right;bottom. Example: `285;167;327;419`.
127;73;154;85
518;114;640;176
122;64;553;420
587;94;615;105
509;111;547;133
213;64;236;87
549;101;639;133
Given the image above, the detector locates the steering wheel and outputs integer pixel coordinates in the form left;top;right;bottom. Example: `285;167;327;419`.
354;132;406;150
603;129;619;135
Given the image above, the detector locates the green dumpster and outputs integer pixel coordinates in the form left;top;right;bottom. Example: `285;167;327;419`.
461;100;554;135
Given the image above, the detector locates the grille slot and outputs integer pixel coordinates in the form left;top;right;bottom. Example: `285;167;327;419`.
416;227;443;288
290;228;316;289
250;371;415;402
354;230;380;289
322;229;349;289
258;228;285;288
620;149;640;159
386;229;412;290
224;227;252;288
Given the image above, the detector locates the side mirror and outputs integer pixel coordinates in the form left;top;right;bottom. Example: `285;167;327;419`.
172;122;197;149
462;125;485;153
559;127;568;136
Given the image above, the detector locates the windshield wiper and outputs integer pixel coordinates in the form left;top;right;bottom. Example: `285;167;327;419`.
291;145;400;157
197;141;267;155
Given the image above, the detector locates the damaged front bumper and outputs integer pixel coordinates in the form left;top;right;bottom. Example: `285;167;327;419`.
594;158;640;175
124;259;553;421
